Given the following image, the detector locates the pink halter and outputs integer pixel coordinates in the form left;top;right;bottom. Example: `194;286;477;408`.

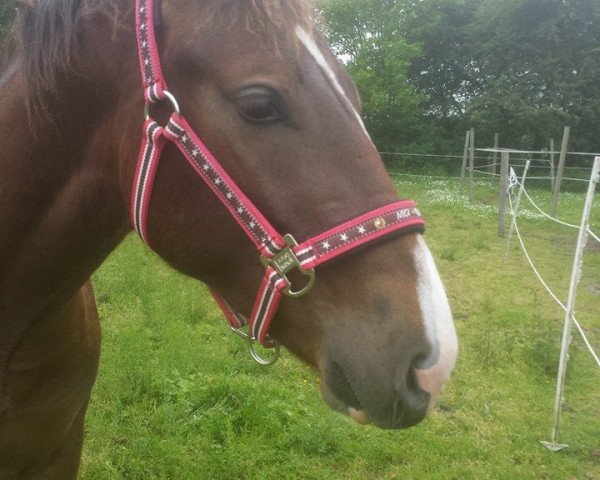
131;0;425;364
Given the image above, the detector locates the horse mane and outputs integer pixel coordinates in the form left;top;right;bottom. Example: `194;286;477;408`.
2;0;121;118
2;0;316;119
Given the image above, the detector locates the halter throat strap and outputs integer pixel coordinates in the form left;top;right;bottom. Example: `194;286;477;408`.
132;0;425;364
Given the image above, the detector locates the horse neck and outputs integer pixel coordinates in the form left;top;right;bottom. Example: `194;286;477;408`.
0;69;130;316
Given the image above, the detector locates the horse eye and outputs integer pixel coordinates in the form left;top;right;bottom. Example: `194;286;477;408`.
235;88;282;124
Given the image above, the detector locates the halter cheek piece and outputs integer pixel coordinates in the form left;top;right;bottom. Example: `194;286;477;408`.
132;0;425;365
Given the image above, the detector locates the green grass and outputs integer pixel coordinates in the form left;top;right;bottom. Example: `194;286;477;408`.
81;177;599;479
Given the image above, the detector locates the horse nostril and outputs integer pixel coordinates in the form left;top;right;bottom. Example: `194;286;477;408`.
393;367;431;428
411;339;439;370
412;353;431;370
410;368;431;404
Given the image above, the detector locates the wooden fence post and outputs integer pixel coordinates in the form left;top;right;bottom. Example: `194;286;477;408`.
497;151;510;236
551;126;570;217
469;127;475;203
549;138;556;193
491;133;499;175
460;130;469;181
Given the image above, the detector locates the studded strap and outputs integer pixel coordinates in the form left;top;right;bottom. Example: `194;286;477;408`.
136;0;168;103
294;201;423;270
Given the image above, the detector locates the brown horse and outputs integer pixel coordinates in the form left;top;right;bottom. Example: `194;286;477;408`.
0;0;457;478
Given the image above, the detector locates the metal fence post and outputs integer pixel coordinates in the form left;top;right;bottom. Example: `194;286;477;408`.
491;133;499;175
469;127;475;203
541;156;600;451
461;130;469;181
549;138;556;193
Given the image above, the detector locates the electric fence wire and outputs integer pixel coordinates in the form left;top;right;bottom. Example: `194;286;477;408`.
388;172;461;180
525;176;589;183
516;181;600;244
471;167;590;183
380;152;489;160
389;166;600;243
507;186;600;368
471;169;501;177
471;162;497;169
389;161;599;364
383;150;598;165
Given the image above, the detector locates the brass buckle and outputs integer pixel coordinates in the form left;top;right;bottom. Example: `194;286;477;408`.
261;234;315;298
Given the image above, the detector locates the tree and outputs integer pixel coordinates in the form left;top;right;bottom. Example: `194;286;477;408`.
408;0;600;152
322;0;600;155
319;0;435;152
406;0;477;118
466;0;600;152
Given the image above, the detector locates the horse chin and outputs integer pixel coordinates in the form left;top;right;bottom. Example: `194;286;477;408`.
319;379;372;426
317;362;431;429
319;380;355;416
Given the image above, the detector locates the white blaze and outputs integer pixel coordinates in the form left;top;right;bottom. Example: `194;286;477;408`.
295;25;372;141
413;236;458;403
296;24;456;404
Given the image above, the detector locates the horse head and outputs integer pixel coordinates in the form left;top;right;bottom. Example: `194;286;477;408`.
72;0;457;429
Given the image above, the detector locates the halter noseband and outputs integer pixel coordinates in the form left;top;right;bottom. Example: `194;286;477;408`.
131;0;425;365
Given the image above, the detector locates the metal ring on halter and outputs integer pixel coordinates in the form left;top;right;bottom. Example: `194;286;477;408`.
230;326;281;366
144;90;181;120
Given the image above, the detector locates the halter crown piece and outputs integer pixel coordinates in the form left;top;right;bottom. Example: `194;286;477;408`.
131;0;425;365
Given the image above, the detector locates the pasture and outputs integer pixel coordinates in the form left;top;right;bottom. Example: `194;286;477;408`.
81;177;599;479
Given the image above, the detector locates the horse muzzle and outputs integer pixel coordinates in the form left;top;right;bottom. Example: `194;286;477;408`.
320;357;433;429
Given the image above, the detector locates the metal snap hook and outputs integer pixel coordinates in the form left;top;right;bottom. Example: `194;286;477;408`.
230;326;281;366
248;339;281;366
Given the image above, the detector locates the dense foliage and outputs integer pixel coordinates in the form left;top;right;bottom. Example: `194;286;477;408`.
1;0;599;155
320;0;600;154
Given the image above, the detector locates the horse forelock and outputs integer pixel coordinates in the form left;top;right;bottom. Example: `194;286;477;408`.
212;0;315;34
177;0;318;60
3;0;317;121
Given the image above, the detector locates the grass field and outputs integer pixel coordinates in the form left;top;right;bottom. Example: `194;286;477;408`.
80;176;599;479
